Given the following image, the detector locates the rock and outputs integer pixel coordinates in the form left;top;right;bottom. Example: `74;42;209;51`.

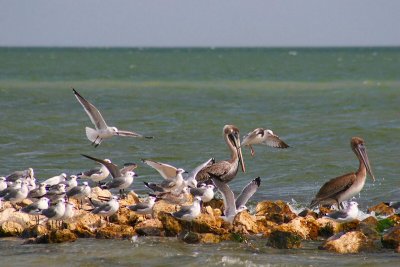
90;187;112;199
0;221;25;237
21;224;49;238
298;209;318;219
232;211;263;235
388;214;400;225
255;200;296;224
267;230;302;249
316;218;358;237
255;217;277;237
357;216;380;240
158;212;182;236
26;229;77;244
153;200;180;218
192;212;225;235
274;216;319;240
368;202;395;217
321;231;375;253
95;224;135;239
71;223;96;238
0;208;34;229
134;219;164;236
119;191;140;206
382;225;400;249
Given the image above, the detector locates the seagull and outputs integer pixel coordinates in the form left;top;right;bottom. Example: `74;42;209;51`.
172;196;202;222
43;173;67;186
21;197;50;224
211;175;261;223
142;159;186;194
323;201;359;223
27;182;47;199
128;196;157;217
189;184;215;203
61;175;79;191
241;128;289;156
91;195;120;224
73;88;153;147
181;158;215;189
77;159;111;185
45;183;66;202
41;198;66;228
66;181;91;208
0;180;29;207
82;154;137;197
59;202;75;223
5;168;34;182
0;177;7;192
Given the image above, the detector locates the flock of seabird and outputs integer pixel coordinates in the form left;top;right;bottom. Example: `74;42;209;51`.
0;89;377;231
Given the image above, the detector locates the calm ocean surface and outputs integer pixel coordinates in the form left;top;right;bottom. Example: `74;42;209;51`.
0;47;399;266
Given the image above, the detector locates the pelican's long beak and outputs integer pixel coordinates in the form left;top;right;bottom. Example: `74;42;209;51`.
232;132;246;173
356;143;375;182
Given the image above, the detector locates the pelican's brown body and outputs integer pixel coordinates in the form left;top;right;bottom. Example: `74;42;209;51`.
310;137;375;209
196;125;245;183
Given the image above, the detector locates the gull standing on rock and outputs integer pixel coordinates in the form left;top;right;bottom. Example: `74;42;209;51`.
241;128;289;156
323;201;359;223
128;196;157;217
43;173;67;186
0;180;29;208
78;159;111;185
73;88;152;147
28;182;47;199
172;196;202;222
0;177;7;192
211;175;261;223
66;181;91;208
45;183;66;202
309;137;375;210
91;195;120;224
5;168;34;182
41;198;66;228
81;154;137;197
21;197;50;224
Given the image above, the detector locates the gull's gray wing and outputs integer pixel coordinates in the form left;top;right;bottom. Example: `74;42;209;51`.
73;88;108;130
189;187;206;197
81;154;121;178
129;202;150;211
42;207;57;218
106;177;125;189
326;210;349;220
120;163;138;176
262;130;289;148
82;167;102;177
116;130;143;138
141;159;177;181
93;203;112;214
211;176;236;217
66;186;83;198
184;158;215;180
235;177;261;209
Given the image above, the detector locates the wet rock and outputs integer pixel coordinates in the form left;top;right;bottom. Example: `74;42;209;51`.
298;209;318;219
192;212;225;235
0;221;25;237
368;202;395;217
388;214;400;225
357;216;380;240
315;218;358;237
232;211;263;235
382;225;400;249
21;224;49;238
95;224;135;239
26;229;77;244
255;217;277;237
255;200;297;224
158;212;182;236
267;230;302;249
134;219;164;236
274;216;319;240
71;223;96;238
321;231;375;253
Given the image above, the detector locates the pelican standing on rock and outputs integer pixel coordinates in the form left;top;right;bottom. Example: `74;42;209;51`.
309;137;375;210
241;128;289;156
196;125;246;184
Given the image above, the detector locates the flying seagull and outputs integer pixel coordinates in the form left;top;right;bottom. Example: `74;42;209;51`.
73;88;153;147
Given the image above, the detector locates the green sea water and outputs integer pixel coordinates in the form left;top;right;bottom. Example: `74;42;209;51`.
0;47;399;266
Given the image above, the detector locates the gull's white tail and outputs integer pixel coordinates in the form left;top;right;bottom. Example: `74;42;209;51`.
85;127;100;144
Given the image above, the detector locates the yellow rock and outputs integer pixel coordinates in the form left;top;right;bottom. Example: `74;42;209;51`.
321;231;375;253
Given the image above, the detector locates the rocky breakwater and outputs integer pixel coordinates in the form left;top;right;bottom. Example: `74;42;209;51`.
0;191;399;254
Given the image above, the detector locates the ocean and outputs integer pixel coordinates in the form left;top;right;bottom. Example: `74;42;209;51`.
0;47;399;266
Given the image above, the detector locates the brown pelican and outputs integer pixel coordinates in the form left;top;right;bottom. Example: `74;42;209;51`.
196;125;245;183
241;128;289;156
309;137;375;210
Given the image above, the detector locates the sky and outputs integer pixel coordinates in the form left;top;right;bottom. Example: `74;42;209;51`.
0;0;399;47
